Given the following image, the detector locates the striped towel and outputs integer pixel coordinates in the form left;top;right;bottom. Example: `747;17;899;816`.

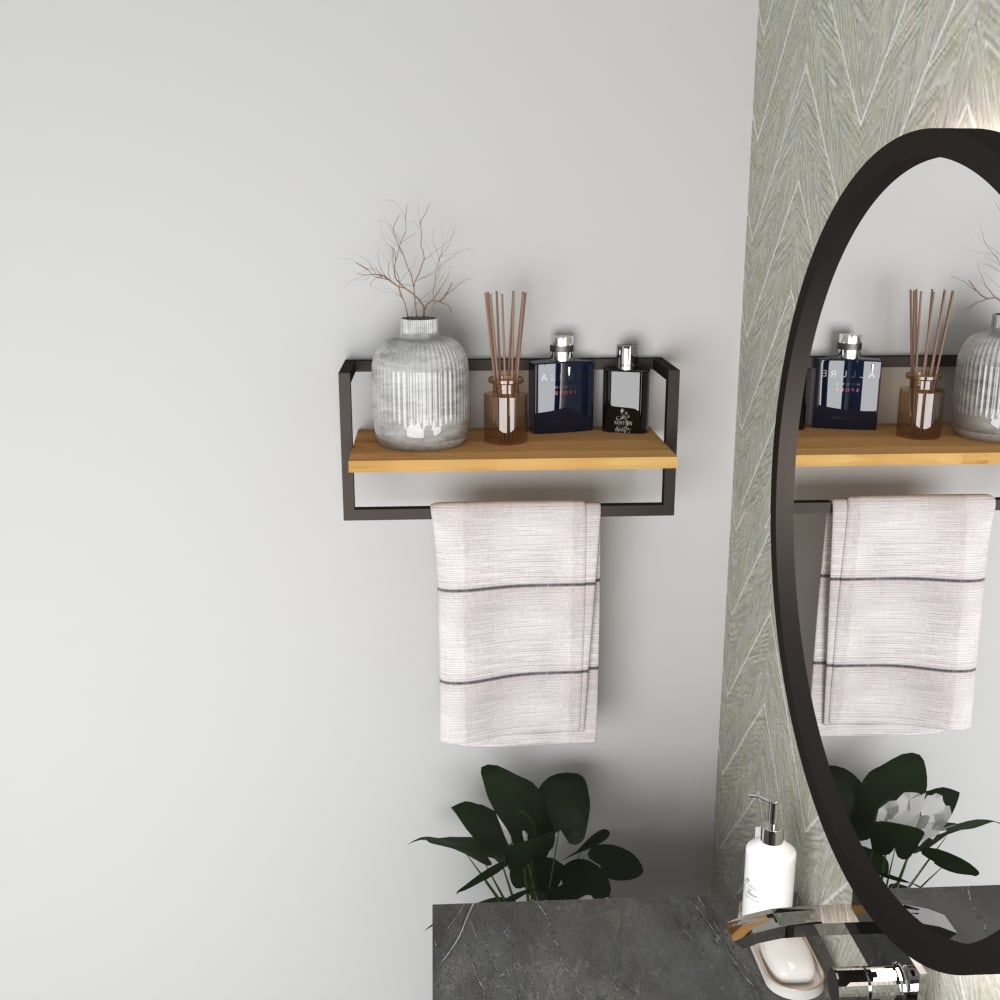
811;495;995;734
430;500;600;746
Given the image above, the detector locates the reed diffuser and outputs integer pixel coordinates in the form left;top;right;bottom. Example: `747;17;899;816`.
897;288;954;439
483;290;527;445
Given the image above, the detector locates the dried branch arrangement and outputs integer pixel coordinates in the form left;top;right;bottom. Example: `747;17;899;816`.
350;203;466;317
957;218;1000;306
484;290;526;393
908;287;955;382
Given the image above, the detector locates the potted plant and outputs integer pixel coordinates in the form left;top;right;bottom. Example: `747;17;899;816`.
415;764;643;901
831;752;997;889
350;203;469;451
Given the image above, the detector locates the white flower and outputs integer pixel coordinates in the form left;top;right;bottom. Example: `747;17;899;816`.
875;791;952;843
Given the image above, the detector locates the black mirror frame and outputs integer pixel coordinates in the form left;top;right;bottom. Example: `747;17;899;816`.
772;127;1000;975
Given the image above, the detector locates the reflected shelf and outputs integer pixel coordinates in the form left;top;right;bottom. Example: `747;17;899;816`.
796;425;1000;467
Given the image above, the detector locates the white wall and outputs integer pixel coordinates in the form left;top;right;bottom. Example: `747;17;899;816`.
798;159;1000;887
0;3;758;997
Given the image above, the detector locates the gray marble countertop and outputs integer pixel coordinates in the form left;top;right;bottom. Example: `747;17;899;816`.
432;894;828;1000
433;889;1000;1000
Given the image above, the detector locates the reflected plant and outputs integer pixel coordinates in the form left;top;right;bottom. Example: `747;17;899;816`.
414;764;643;901
957;211;1000;307
831;752;997;889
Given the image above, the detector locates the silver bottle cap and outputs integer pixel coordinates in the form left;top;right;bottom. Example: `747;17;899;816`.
837;331;862;359
749;794;783;846
617;344;635;371
992;313;1000;333
551;333;575;362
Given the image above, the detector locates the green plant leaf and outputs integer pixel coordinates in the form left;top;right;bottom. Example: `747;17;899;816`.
507;832;556;895
540;772;590;845
936;818;996;836
549;859;612;899
458;859;508;893
855;753;927;839
872;854;891;879
920;847;980;877
506;832;555;870
481;765;549;841
831;765;861;826
570;828;610;856
530;857;564;899
451;801;509;860
870;821;924;860
921;818;997;850
411;836;493;865
926;786;959;812
587;843;643;880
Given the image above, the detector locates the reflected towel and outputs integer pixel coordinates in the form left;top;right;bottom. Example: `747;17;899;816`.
430;500;600;746
812;494;994;734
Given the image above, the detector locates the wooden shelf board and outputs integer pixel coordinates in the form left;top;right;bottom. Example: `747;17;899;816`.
348;428;678;473
796;424;1000;467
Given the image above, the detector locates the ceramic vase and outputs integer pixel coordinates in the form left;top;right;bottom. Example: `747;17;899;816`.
371;317;469;450
954;312;1000;441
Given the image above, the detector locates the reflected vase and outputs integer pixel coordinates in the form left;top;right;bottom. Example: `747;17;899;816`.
371;317;469;451
954;312;1000;442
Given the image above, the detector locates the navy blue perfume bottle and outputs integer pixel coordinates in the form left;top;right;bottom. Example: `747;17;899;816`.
528;333;595;433
811;331;882;430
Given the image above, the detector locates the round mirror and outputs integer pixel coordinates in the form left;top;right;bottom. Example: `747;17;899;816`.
773;128;1000;974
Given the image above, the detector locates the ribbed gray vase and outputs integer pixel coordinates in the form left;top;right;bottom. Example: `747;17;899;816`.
954;312;1000;441
371;317;469;450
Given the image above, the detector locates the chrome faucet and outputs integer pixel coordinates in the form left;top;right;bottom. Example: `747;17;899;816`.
727;904;954;998
830;963;921;998
726;901;955;947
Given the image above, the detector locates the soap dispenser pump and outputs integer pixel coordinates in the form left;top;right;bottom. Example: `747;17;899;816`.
741;794;824;1000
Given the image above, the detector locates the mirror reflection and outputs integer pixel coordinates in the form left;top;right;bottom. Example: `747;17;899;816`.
793;158;1000;943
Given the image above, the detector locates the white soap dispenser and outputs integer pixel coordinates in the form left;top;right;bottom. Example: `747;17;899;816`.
742;793;796;915
741;794;824;1000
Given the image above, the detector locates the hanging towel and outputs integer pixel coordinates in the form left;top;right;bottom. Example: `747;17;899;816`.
430;500;601;746
811;494;995;735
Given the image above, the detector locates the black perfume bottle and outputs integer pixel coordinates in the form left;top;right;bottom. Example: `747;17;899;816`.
811;331;882;430
602;344;648;433
528;333;595;433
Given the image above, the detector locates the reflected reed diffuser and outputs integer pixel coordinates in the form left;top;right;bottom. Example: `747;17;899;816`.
897;287;954;439
483;290;527;445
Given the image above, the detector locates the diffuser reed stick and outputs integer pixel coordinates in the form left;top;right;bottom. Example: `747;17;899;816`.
908;287;954;382
483;290;527;391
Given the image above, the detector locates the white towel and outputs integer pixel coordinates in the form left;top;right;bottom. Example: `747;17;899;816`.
811;494;995;734
430;500;601;746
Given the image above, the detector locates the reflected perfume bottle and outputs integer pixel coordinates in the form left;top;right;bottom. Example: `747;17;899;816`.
811;331;882;430
528;333;594;433
602;343;648;433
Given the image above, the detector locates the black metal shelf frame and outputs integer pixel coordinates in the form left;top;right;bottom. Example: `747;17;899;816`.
338;356;679;521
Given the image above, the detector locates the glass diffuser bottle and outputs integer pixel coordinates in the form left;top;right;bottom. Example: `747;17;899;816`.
484;375;527;445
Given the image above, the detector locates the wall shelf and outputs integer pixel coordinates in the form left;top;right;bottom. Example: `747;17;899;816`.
795;425;1000;512
795;353;1000;511
339;356;679;520
796;424;1000;468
